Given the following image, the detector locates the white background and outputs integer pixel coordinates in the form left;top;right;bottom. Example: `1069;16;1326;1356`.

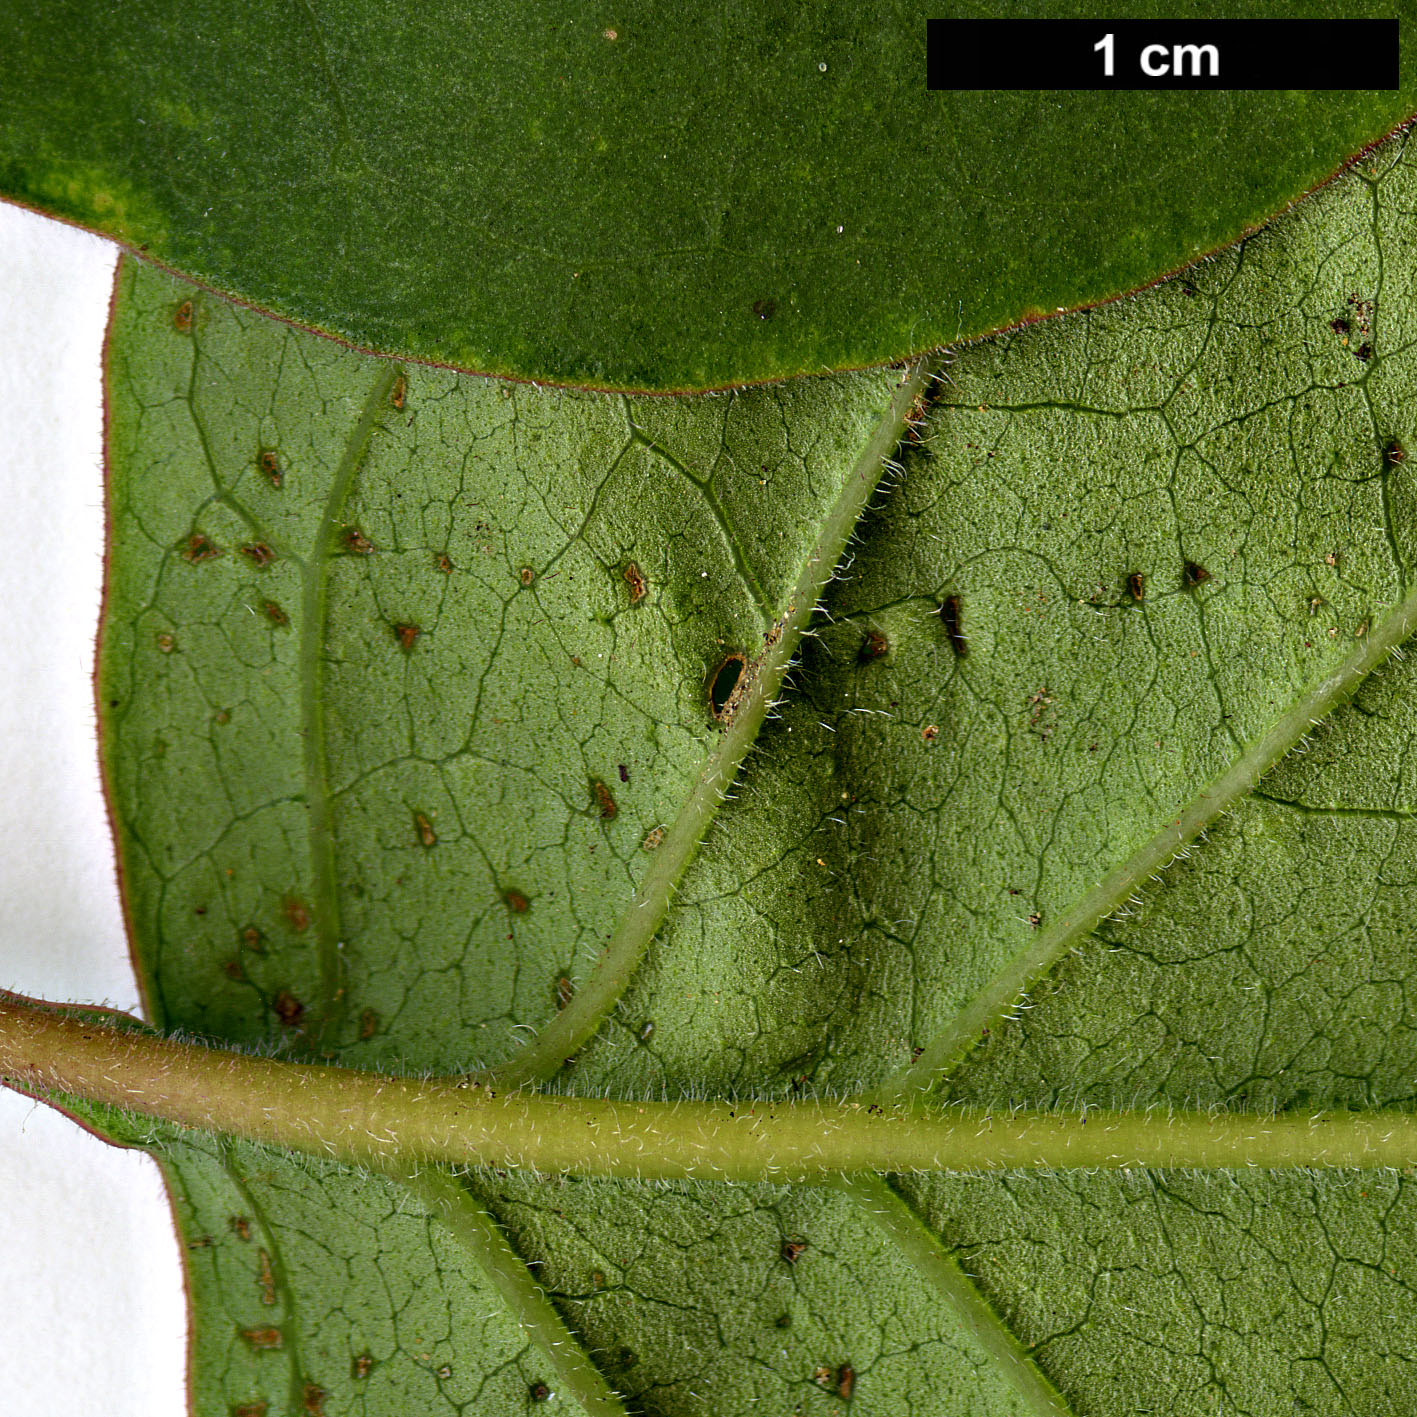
0;202;187;1414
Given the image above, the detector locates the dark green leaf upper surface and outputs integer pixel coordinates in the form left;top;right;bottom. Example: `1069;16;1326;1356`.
4;1;1416;388
87;127;1417;1415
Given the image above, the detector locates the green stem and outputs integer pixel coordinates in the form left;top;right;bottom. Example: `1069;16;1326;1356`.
389;1165;630;1417
490;361;935;1087
8;1000;1417;1178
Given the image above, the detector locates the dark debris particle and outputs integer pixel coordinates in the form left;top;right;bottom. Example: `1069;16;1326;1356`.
1355;342;1374;362
240;543;275;569
859;629;889;662
592;778;618;819
1331;316;1351;337
172;300;194;332
623;561;647;603
617;763;629;783
393;622;421;651
262;600;289;627
1385;438;1407;467
752;297;777;320
182;532;221;563
414;811;437;847
505;889;530;914
342;527;374;554
776;1313;792;1328
921;724;940;743
273;990;305;1028
530;1383;551;1402
781;1239;806;1265
258;449;283;487
1183;561;1211;589
708;653;747;721
1126;571;1145;602
940;595;967;656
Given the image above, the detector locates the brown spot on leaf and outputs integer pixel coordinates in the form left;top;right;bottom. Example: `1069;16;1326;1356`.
351;1355;374;1380
642;826;664;851
240;543;275;569
257;450;283;488
1355;342;1374;362
1183;561;1210;588
230;1215;252;1241
240;1327;283;1350
173;300;193;332
1127;571;1145;602
342;527;374;554
708;653;747;722
530;1383;551;1402
232;1404;268;1417
302;1383;326;1416
921;724;939;743
813;1366;833;1387
623;561;647;603
394;622;421;651
519;565;535;586
262;600;289;627
256;1248;276;1305
752;297;777;320
359;1008;379;1040
182;532;221;563
156;632;177;654
1385;438;1407;467
414;811;437;847
282;896;311;933
591;779;617;819
241;925;265;953
781;1239;806;1265
859;629;889;662
223;959;243;980
434;552;453;573
556;976;574;1011
273;990;305;1028
390;373;407;410
838;1364;855;1400
505;889;530;914
213;708;231;725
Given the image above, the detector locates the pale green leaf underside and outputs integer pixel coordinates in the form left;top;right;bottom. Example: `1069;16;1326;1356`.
92;133;1417;1413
